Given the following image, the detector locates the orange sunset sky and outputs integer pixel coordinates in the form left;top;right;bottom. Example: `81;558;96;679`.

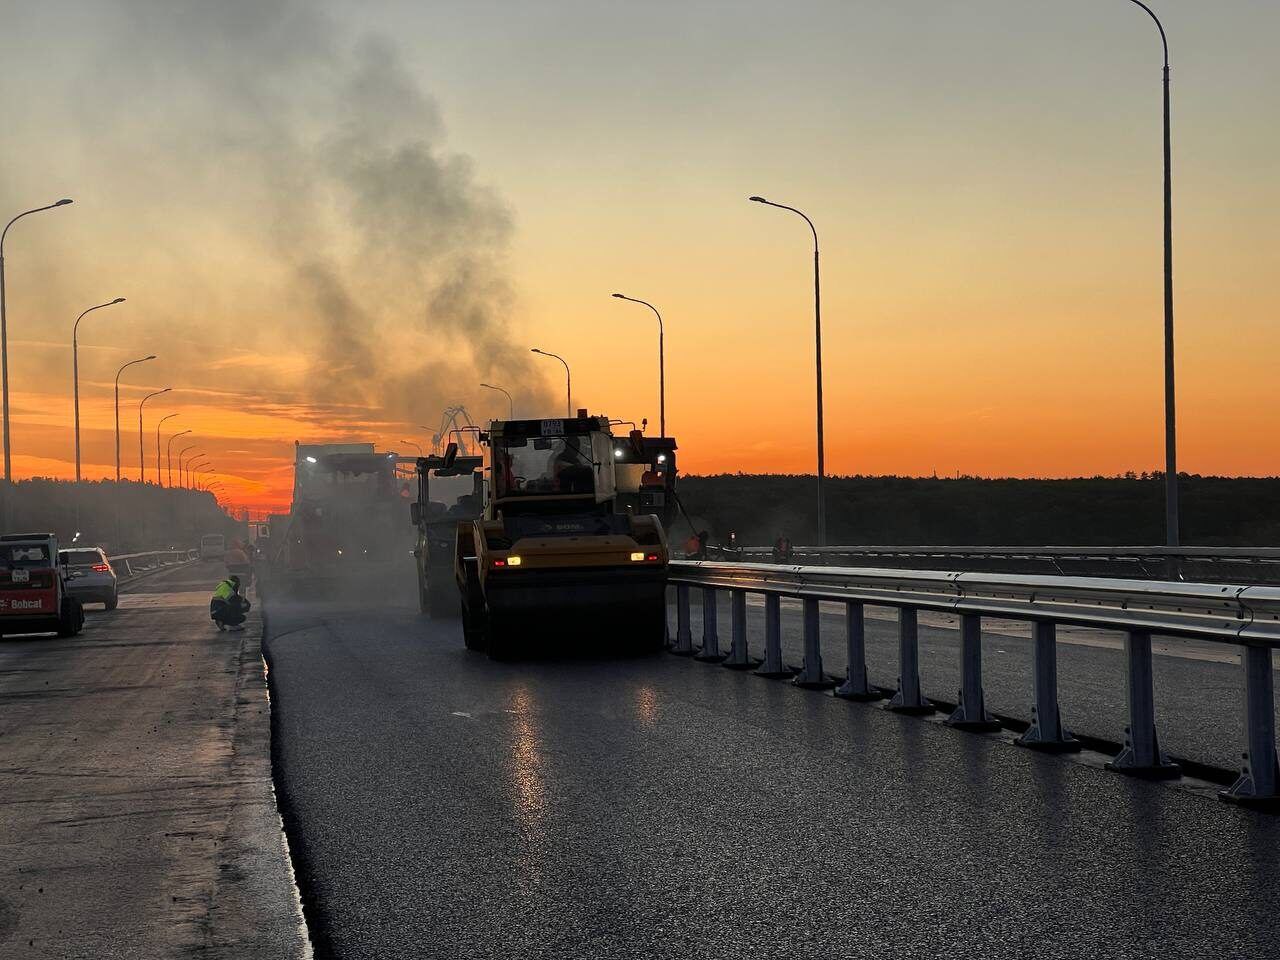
1;0;1277;514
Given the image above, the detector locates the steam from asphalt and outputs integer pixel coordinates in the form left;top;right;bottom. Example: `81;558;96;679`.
72;0;553;429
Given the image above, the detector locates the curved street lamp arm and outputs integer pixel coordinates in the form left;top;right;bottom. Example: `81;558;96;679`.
748;197;818;251
73;298;126;341
2;199;73;252
1126;0;1169;66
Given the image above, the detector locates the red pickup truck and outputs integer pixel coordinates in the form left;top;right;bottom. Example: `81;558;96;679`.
0;533;85;638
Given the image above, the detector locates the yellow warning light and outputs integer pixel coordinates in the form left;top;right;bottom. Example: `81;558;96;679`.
630;552;645;561
508;556;522;566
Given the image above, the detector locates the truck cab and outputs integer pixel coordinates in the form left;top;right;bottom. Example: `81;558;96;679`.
0;533;85;638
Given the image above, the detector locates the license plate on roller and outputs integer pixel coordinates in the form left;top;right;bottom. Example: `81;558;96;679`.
11;568;29;583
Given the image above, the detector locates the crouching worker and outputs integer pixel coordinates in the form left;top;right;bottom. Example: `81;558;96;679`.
210;575;251;632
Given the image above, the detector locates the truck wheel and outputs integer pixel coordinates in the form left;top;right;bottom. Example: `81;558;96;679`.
57;599;84;638
628;606;667;656
461;600;487;651
485;613;516;661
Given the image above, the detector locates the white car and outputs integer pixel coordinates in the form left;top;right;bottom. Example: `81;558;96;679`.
59;547;119;610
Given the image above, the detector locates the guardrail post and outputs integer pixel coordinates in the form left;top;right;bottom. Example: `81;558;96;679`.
1106;630;1180;778
793;597;835;689
885;607;933;714
1015;621;1080;752
945;614;1000;731
1220;644;1280;808
722;589;754;669
835;601;881;701
754;594;795;678
672;583;695;656
695;587;726;662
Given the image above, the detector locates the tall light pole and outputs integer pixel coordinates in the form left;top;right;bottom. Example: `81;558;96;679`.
1;198;73;484
72;297;126;481
189;460;210;490
750;195;826;546
115;355;156;482
179;446;200;489
155;413;179;487
167;428;191;488
531;348;571;417
479;382;514;419
611;294;665;437
400;439;423;455
1119;0;1179;547
138;388;171;483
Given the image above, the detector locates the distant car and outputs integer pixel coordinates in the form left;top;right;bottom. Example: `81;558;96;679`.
59;547;119;610
200;534;226;561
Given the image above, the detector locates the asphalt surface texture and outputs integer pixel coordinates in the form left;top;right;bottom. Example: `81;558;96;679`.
682;591;1278;772
264;569;1280;960
0;561;309;960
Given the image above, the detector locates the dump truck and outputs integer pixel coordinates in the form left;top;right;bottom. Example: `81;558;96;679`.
0;533;85;638
455;412;669;658
410;449;483;616
267;441;413;595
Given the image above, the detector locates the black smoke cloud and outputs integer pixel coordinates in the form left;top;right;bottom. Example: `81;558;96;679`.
78;0;553;430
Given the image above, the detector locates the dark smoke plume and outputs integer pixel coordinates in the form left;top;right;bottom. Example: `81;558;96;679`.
79;0;553;429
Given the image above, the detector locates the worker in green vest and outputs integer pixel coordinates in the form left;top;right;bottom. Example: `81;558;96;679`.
210;575;250;632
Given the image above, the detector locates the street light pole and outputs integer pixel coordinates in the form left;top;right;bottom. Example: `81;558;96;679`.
400;439;423;455
750;195;826;546
1121;0;1178;547
479;382;515;419
138;388;171;483
72;297;125;482
1;198;72;484
167;429;192;489
612;294;665;437
178;446;199;489
115;355;156;482
531;348;571;418
189;460;210;490
155;413;179;487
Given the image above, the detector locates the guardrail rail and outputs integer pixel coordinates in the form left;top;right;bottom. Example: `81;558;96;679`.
667;560;1280;809
707;545;1280;585
108;549;198;580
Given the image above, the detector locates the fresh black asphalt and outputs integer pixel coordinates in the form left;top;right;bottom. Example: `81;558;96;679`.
264;578;1280;960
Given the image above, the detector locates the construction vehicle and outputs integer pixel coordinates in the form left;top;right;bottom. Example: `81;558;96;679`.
410;448;483;616
611;432;679;530
0;533;85;638
267;441;413;595
454;412;669;658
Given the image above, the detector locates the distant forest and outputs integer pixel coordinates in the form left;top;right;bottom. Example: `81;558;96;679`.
3;479;240;554
676;474;1280;547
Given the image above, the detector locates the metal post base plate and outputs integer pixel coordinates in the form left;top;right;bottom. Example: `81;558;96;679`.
945;713;1003;733
794;675;837;691
1015;730;1082;753
1105;750;1181;780
754;666;797;679
834;684;884;702
722;657;762;671
694;649;727;663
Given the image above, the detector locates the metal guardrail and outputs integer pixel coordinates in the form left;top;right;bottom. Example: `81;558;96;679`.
667;560;1280;809
707;545;1280;584
108;549;198;579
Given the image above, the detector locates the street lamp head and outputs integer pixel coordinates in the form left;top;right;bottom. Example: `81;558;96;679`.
111;297;125;304
748;196;767;203
143;354;156;361
612;293;626;299
55;198;73;206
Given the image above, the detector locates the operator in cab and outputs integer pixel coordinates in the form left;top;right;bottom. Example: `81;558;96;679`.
210;575;251;632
